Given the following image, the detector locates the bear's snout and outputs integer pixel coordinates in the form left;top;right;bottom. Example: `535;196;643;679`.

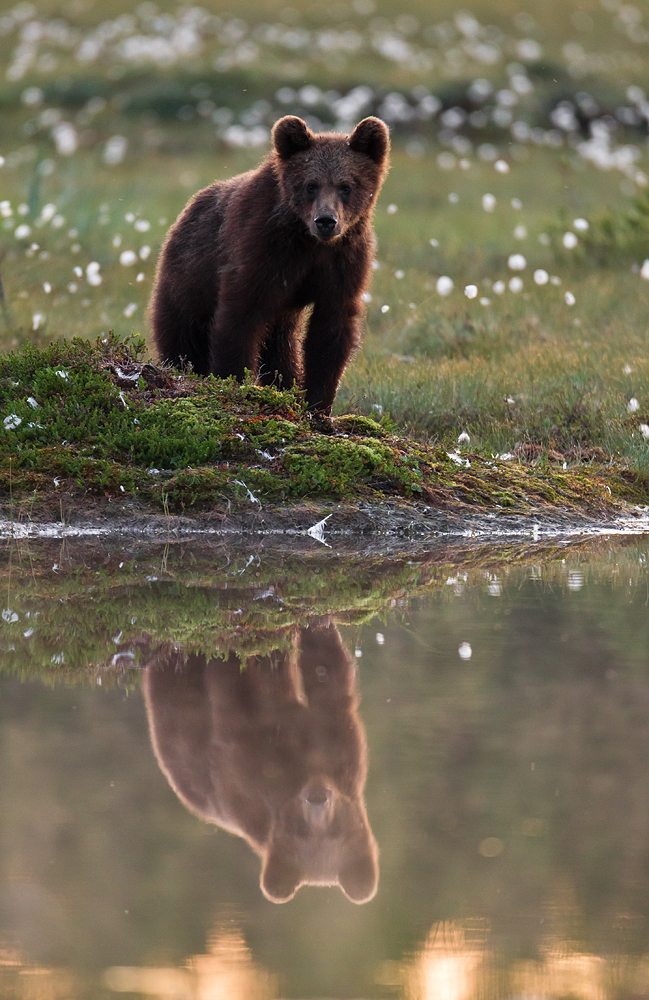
303;782;332;806
314;214;338;238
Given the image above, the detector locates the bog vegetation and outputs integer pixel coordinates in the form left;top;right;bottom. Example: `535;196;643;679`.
2;0;649;508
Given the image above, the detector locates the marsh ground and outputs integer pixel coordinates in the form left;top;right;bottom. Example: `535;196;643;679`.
2;0;649;507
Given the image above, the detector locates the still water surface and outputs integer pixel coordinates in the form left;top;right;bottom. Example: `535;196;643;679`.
1;534;649;999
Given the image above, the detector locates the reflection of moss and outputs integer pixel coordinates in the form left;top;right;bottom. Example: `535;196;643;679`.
0;535;646;679
0;336;647;517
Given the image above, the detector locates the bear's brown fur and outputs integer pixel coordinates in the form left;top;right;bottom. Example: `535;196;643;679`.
149;115;390;414
143;624;378;904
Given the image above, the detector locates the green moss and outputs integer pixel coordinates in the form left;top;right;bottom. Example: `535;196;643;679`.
0;336;647;518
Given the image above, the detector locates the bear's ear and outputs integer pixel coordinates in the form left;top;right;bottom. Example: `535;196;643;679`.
272;116;314;160
348;117;390;165
261;848;302;903
338;833;379;904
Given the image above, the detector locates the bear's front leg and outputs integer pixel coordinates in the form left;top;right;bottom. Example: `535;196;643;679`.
257;309;303;391
208;292;270;383
302;298;362;415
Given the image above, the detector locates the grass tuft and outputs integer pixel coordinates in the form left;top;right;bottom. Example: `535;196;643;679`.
0;336;647;519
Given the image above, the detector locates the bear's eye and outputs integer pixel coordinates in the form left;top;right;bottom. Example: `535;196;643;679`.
306;182;319;197
339;183;352;196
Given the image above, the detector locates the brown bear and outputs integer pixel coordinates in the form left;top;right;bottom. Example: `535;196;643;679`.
143;623;379;904
149;115;390;415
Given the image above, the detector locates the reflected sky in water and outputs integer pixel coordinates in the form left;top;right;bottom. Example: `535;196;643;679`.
1;536;649;999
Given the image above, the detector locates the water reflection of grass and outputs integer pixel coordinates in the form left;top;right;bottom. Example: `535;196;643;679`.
1;535;646;675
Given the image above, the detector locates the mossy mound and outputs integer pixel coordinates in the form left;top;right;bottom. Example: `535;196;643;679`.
0;336;647;518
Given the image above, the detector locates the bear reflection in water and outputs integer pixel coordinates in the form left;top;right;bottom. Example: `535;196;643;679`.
143;623;378;904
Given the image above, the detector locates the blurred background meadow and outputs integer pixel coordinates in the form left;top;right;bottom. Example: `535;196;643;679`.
2;0;649;473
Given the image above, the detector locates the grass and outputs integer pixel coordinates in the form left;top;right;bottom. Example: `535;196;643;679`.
3;335;645;519
2;0;649;512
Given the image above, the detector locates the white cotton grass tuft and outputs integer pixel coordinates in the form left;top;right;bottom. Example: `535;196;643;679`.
513;225;527;239
564;291;576;305
563;231;578;249
464;284;478;299
508;253;526;270
509;276;523;292
86;261;102;286
102;135;128;167
628;397;640;413
641;259;649;280
32;312;44;330
534;269;549;285
139;245;151;260
437;275;454;295
119;250;137;266
15;224;31;239
457;431;470;444
573;218;589;231
52;123;78;156
458;642;472;659
482;193;496;211
123;303;137;318
640;424;649;439
4;414;21;430
39;203;56;223
492;280;505;294
494;159;509;173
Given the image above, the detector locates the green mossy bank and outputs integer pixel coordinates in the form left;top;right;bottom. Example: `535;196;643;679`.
0;336;647;522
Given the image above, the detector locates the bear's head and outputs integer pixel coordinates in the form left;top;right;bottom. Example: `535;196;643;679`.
259;777;379;904
271;115;390;242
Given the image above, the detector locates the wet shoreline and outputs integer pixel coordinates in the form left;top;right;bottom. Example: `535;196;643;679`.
2;497;649;548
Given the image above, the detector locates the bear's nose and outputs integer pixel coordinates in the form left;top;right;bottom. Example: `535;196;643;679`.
314;215;337;234
304;784;331;806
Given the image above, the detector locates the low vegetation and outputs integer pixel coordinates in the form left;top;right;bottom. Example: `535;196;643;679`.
0;336;647;523
2;0;649;520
